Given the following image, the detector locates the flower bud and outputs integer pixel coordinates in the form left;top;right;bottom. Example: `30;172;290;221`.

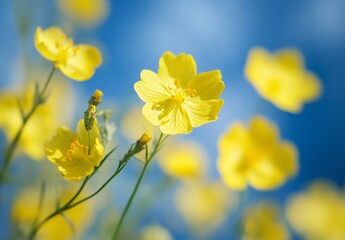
84;105;97;132
135;133;152;152
89;89;103;106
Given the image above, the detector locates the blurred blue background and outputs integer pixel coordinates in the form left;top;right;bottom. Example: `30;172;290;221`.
1;0;345;239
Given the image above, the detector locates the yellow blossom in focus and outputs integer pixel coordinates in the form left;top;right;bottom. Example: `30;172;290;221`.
158;141;207;179
134;51;225;135
217;116;298;190
242;202;290;240
245;47;322;113
35;26;102;81
140;225;173;240
0;77;73;160
12;186;93;240
175;180;236;234
286;180;345;240
58;0;109;27
45;119;104;181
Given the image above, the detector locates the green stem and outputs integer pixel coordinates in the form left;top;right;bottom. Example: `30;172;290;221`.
28;176;88;240
0;66;56;183
112;161;149;240
111;133;165;240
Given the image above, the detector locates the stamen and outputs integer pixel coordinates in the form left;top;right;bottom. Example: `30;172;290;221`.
185;87;197;97
174;79;181;88
65;139;88;161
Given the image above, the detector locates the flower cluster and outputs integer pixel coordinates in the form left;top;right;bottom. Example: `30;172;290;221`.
0;6;329;239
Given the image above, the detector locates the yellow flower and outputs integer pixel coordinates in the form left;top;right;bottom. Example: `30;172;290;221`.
12;186;93;240
245;47;322;113
175;180;236;234
45;119;104;181
35;26;102;81
0;76;73;160
158;141;207;179
58;0;109;27
286;180;345;240
242;202;290;240
134;51;225;135
140;225;173;240
217;116;298;190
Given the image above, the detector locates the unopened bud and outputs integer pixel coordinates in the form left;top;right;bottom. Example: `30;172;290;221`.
89;89;103;106
84;105;97;132
135;133;152;151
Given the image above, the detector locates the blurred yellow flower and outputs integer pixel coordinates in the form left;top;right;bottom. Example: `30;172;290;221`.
242;202;290;240
45;119;104;181
35;26;102;81
140;225;173;240
134;51;225;135
286;180;345;240
175;180;236;234
12;186;93;240
217;116;298;190
245;47;322;113
0;77;73;160
158;141;207;179
58;0;109;27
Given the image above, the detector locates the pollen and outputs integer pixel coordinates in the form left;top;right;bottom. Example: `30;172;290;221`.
65;139;89;161
185;87;197;97
174;79;181;88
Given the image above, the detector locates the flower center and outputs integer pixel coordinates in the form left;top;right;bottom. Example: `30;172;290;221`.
66;139;89;161
54;39;75;68
171;79;197;104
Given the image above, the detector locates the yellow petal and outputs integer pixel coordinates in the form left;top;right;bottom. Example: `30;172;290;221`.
300;72;322;101
184;98;223;127
245;47;322;113
58;0;109;26
0;93;22;140
158;141;207;179
35;27;67;62
89;138;104;167
217;160;247;190
249;117;278;146
57;159;95;181
45;127;76;163
142;102;164;126
247;159;287;190
158;51;197;87
134;70;171;103
76;119;100;147
272;142;298;176
275;48;304;70
188;70;225;100
60;45;102;81
160;104;192;135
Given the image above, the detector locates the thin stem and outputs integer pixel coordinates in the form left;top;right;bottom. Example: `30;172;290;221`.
39;66;55;99
27;146;119;239
0;66;56;183
112;161;149;240
111;132;165;240
28;176;88;240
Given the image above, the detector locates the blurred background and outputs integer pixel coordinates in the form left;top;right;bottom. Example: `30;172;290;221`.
1;0;345;239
